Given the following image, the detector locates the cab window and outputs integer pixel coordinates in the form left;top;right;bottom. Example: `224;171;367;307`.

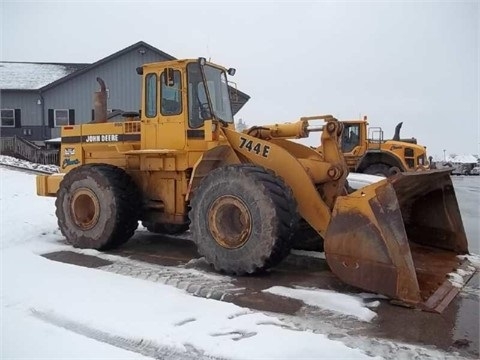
145;73;157;118
342;124;360;152
160;70;182;116
187;63;209;128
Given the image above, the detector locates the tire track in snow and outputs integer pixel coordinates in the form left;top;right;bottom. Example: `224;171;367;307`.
100;258;244;301
30;309;228;360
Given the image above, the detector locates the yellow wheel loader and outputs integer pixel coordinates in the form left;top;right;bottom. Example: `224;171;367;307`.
36;58;472;312
322;117;431;177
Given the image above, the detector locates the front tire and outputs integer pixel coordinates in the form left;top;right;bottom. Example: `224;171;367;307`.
56;164;141;250
189;164;298;275
364;163;390;177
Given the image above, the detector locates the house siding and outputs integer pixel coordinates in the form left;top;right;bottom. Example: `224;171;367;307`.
43;46;171;138
0;125;46;139
0;91;41;127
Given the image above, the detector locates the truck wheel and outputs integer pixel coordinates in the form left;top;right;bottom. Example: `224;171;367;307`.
364;163;390;177
142;222;189;235
292;219;324;252
55;164;141;250
189;164;298;275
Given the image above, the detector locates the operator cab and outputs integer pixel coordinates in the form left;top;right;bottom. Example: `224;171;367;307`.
342;123;361;153
140;58;236;150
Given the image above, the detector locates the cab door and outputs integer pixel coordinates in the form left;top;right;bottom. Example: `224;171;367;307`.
157;68;186;150
341;123;361;169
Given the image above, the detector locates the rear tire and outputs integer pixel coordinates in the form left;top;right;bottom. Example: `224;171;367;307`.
56;164;141;250
189;164;298;275
364;163;390;177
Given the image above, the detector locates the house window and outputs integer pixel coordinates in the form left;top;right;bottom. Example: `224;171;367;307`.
48;109;74;127
54;109;69;127
1;109;15;127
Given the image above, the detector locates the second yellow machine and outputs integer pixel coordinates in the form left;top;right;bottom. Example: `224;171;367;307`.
37;58;471;312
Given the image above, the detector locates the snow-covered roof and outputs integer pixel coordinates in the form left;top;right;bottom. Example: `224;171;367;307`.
0;62;88;90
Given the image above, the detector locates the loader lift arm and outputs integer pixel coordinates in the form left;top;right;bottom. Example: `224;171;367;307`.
221;116;347;236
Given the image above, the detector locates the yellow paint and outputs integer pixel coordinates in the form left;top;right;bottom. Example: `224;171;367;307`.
319;119;429;172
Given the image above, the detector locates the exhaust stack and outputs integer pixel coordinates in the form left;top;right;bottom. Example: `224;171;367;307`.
93;77;107;123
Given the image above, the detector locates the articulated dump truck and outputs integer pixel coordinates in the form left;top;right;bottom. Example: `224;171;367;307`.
36;58;473;313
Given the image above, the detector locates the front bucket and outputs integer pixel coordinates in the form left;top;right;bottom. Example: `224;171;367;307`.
325;169;472;312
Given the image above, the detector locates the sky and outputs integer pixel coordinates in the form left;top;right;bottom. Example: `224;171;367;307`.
2;158;479;359
1;0;478;157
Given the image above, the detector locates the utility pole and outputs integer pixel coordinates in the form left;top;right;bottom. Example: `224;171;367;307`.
443;149;446;161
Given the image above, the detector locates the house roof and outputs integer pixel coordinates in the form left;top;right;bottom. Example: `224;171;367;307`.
40;41;176;92
1;41;250;114
0;62;88;90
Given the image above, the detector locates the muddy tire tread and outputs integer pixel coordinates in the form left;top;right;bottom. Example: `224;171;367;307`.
56;164;140;250
189;164;298;275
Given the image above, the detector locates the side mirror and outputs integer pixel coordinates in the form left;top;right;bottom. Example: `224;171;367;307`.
164;68;175;87
227;68;236;76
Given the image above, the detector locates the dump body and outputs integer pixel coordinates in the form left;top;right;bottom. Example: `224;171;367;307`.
36;58;471;312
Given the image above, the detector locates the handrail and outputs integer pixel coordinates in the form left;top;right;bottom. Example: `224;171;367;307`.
0;136;59;165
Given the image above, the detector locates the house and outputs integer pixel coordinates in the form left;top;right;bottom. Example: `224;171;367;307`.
0;41;250;145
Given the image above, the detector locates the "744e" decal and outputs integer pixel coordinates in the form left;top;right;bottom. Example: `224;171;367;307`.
239;137;270;158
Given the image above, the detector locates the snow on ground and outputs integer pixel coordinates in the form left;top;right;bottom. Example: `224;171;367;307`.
347;172;384;189
263;286;379;322
1;157;478;359
0;155;59;174
290;249;326;259
1;165;377;359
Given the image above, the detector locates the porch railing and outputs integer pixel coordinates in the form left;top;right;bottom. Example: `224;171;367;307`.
0;136;59;165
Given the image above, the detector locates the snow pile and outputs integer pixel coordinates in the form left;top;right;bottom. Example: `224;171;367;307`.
446;154;478;164
458;254;480;269
447;254;479;289
263;286;379;322
0;155;59;173
448;266;477;288
347;172;384;189
290;249;326;259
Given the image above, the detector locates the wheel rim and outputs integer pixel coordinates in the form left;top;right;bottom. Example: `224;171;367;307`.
70;188;100;230
208;195;252;249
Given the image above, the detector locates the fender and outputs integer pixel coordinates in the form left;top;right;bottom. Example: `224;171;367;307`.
357;150;406;172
